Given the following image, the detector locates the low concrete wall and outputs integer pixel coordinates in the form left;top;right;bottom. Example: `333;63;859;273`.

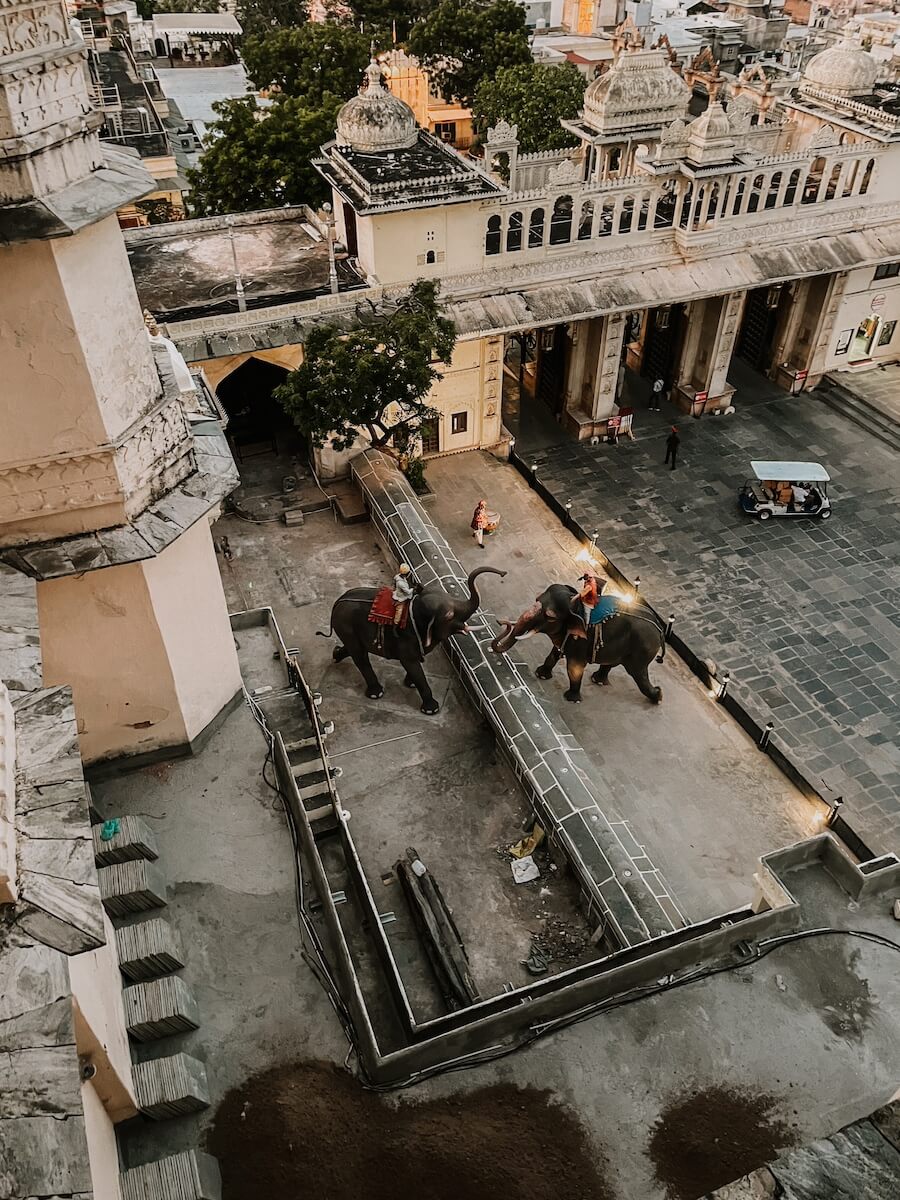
351;449;683;948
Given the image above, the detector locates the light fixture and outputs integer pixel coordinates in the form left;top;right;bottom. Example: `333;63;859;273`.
718;670;730;700
565;498;573;511
655;305;671;330
766;283;784;310
759;721;774;750
826;797;844;828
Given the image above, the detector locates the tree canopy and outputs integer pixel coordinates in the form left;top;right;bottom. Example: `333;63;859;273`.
472;62;585;153
343;0;429;40
235;0;308;39
407;0;532;107
242;22;369;101
274;281;457;452
186;94;341;216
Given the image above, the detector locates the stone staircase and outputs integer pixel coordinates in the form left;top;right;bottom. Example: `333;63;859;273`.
815;377;900;453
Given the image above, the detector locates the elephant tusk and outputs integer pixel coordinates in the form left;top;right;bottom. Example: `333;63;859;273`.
516;629;536;641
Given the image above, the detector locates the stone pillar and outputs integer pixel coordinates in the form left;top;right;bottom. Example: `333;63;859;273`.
0;0;241;764
799;272;847;388
0;682;15;903
673;293;743;414
592;312;627;422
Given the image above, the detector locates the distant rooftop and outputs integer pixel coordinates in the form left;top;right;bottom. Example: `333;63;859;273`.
152;13;242;34
317;129;501;215
125;207;367;322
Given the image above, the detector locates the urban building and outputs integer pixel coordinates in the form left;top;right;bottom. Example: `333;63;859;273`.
133;38;899;471
382;49;475;152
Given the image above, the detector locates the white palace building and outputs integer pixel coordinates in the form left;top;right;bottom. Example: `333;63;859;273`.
136;38;900;470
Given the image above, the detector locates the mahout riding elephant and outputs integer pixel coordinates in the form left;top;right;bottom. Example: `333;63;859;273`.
490;583;665;704
319;567;505;714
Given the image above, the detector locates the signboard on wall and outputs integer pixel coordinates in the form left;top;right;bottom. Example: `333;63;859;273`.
834;329;853;355
871;294;887;310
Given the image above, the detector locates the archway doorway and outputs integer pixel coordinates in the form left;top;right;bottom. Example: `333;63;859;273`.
215;357;302;461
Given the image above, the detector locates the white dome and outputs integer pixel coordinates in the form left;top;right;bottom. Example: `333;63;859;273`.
801;39;878;99
583;47;690;134
687;101;735;166
336;60;418;153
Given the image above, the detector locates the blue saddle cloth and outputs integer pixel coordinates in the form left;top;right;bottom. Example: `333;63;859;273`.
588;596;618;625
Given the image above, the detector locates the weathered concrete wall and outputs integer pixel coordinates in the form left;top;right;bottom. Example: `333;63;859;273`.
351;448;683;947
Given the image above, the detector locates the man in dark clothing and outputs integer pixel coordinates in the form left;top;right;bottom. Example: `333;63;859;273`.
664;426;680;470
650;377;665;411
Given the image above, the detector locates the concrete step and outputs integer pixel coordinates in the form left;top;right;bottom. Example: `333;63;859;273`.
122;1150;221;1200
93;815;159;866
133;1053;210;1120
815;383;900;452
283;721;333;754
116;917;185;981
124;976;201;1042
99;860;167;917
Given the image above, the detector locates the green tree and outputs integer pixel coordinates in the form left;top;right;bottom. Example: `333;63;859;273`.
235;0;308;39
344;0;429;41
153;0;222;13
407;0;532;107
274;281;457;451
472;62;584;153
186;94;340;215
242;22;369;101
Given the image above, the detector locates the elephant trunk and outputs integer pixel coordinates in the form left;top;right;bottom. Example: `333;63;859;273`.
461;566;506;619
491;602;542;655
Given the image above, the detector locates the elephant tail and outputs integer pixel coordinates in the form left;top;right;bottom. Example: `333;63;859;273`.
655;621;666;664
316;618;334;639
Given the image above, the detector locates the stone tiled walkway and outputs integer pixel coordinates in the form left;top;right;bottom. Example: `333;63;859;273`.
527;365;900;854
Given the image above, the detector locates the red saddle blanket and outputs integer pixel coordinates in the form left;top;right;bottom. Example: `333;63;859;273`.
368;587;408;629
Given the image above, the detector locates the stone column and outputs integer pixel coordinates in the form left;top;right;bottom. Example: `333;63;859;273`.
673;293;743;414
591;312;627;425
799;272;848;387
0;1;241;764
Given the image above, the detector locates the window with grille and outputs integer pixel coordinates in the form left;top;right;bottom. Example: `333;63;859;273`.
451;411;468;435
420;420;439;454
874;261;900;280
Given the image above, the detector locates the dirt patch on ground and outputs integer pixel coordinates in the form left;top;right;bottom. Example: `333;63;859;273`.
649;1086;796;1200
208;1060;614;1200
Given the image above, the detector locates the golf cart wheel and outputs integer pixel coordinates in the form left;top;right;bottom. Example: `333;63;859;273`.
819;508;832;520
758;509;772;521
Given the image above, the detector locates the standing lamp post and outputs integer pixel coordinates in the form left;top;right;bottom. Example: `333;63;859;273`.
322;202;339;296
225;215;247;313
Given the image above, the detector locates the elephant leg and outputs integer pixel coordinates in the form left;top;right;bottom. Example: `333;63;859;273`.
400;658;439;715
535;647;562;681
403;674;418;689
625;662;662;704
564;657;586;703
350;646;384;700
333;644;351;663
591;665;612;686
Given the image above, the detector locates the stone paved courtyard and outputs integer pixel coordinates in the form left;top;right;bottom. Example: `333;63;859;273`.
522;364;900;854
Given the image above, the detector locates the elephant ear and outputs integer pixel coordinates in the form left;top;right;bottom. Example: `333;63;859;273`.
546;607;561;620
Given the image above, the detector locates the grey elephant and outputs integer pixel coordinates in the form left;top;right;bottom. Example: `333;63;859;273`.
318;566;505;714
491;583;665;704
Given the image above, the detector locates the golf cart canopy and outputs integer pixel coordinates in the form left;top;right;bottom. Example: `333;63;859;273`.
750;461;831;483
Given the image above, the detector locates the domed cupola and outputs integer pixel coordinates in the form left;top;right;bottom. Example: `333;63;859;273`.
583;46;690;135
686;101;735;167
801;39;878;99
336;60;418;153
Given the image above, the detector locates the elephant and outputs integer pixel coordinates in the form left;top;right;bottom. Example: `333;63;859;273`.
490;583;665;704
318;566;506;714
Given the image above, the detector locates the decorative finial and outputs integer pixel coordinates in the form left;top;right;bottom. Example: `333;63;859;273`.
364;58;384;92
143;309;160;336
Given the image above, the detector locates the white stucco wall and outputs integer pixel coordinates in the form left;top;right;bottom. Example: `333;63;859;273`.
825;263;900;369
81;1076;124;1200
69;910;136;1124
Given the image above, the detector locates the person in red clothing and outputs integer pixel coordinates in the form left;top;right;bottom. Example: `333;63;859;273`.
578;572;600;628
471;498;489;548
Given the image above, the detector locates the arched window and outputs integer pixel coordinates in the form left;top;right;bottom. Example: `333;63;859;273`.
598;201;614;236
784;168;802;205
485;214;502;256
765;172;782;209
747;174;764;213
692;185;706;230
577;200;594;240
802;157;826;204
860;158;875;194
637;192;651;231
842;160;859;197
707;182;721;221
607;147;622;175
679;184;693;228
824;164;842;200
528;207;545;248
506;210;523;252
731;176;746;216
425;250;436;264
619;196;635;234
655;181;676;228
549;195;573;244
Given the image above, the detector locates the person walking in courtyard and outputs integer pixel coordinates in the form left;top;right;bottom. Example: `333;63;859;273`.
471;498;489;548
650;377;665;411
664;425;680;470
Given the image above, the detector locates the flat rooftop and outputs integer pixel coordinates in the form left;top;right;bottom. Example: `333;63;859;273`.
125;208;367;321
